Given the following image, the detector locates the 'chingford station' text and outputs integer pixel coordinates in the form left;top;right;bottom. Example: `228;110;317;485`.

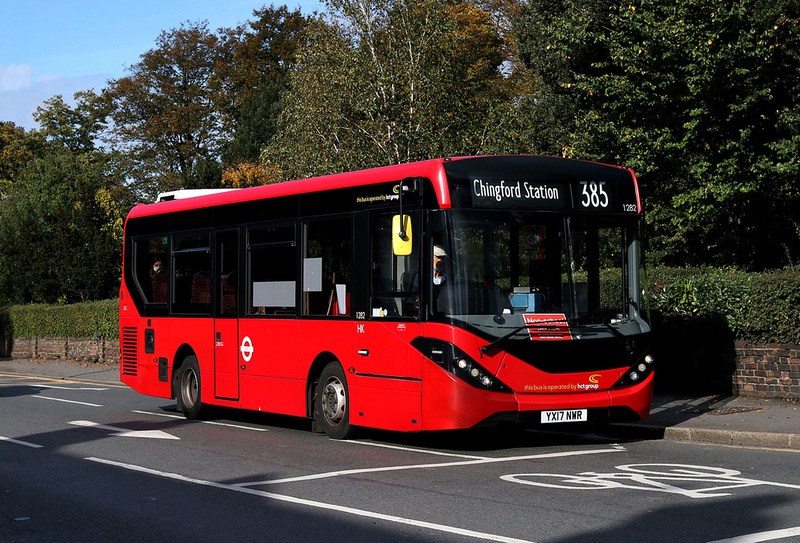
473;179;560;203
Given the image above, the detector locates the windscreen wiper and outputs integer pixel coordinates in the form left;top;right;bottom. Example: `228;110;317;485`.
480;317;569;357
602;319;626;340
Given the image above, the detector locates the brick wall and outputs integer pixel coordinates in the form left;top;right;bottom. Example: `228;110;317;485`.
10;337;119;365
733;341;800;399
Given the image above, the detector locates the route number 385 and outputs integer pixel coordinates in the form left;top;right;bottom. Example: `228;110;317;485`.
579;181;609;208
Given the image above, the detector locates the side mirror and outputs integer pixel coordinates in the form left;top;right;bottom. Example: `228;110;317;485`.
392;214;412;256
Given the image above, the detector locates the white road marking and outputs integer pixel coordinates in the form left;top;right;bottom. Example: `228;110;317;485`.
237;447;625;487
33;384;108;391
340;439;489;459
707;526;800;542
86;456;536;543
33;396;102;407
0;436;43;448
502;464;800;499
131;410;269;431
69;420;180;440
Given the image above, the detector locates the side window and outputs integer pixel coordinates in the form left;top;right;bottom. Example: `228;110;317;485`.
248;225;296;315
304;217;352;316
172;233;212;315
133;236;168;304
370;212;420;319
217;230;238;317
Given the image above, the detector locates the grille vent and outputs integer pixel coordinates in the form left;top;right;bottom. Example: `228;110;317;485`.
121;327;138;376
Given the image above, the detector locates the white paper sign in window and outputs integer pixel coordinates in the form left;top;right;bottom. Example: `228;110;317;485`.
303;257;322;293
253;281;296;307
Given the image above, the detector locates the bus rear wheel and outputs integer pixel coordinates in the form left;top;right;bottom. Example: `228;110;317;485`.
176;356;203;420
315;363;354;439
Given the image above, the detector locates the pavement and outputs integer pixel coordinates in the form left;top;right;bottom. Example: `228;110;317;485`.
1;358;798;450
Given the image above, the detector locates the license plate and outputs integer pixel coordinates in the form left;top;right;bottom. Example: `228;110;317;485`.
541;409;588;424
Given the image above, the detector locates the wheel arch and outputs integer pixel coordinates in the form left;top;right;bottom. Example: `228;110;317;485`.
306;351;342;418
171;343;198;399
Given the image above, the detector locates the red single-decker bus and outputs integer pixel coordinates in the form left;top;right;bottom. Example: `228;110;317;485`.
119;156;654;438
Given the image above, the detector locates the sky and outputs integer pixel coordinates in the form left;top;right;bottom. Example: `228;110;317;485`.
0;0;324;131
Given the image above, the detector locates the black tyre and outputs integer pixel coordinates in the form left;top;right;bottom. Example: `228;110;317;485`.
175;355;203;420
315;362;354;439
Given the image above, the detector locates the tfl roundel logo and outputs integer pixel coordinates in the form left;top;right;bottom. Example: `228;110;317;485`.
240;336;254;362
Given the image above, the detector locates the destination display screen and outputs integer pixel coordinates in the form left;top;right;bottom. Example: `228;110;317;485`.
443;156;641;215
469;176;639;214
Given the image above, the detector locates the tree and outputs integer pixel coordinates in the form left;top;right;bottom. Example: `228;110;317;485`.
221;75;290;167
514;0;800;269
0;152;123;304
221;161;281;187
513;0;617;156
263;0;524;180
0;122;42;199
214;6;309;166
34;90;110;155
0;89;129;304
106;21;222;197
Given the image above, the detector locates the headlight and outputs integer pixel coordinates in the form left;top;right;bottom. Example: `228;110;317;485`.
410;338;513;394
611;351;654;389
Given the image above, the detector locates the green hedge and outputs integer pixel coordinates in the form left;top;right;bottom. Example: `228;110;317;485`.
0;299;118;341
645;267;800;344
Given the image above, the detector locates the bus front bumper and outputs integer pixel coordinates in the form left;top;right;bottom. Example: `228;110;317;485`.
513;371;655;426
421;358;654;431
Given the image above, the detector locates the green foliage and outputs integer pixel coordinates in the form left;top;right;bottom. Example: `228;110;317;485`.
215;6;309;166
0;87;131;307
263;0;527;180
0;151;123;304
105;11;311;198
222;74;287;167
34;90;110;155
106;21;223;197
645;266;800;344
513;0;800;269
738;268;800;344
0;122;43;199
5;300;118;339
513;0;612;155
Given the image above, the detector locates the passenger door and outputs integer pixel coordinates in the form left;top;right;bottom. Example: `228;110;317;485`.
214;230;240;400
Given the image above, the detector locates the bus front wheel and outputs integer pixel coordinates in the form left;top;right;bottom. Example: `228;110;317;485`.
176;356;203;420
315;363;354;439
